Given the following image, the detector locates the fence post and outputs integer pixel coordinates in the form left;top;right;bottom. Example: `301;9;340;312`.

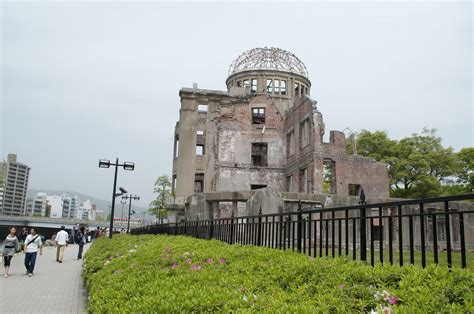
257;206;263;246
230;211;235;245
297;200;302;253
360;206;367;262
210;218;214;240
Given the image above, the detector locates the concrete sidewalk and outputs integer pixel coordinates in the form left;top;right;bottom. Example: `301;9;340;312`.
1;244;89;313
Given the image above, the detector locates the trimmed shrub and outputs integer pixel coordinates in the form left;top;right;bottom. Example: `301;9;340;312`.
84;235;474;313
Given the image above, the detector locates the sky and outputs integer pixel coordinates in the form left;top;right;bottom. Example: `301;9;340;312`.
1;1;472;208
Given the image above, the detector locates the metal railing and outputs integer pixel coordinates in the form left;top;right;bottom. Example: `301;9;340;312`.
133;194;474;268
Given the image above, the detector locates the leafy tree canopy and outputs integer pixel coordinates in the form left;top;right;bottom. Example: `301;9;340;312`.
149;175;172;220
350;128;471;198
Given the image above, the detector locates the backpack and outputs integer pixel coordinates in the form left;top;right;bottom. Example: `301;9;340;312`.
74;232;83;244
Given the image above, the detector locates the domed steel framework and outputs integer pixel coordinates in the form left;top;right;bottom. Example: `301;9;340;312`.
228;47;309;78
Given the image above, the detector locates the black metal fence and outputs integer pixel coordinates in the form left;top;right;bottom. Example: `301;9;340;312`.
133;194;474;268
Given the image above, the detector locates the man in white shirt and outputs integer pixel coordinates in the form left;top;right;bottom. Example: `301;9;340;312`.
54;225;69;263
24;228;43;277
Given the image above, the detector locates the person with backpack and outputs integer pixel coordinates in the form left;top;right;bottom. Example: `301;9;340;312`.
3;227;19;278
24;228;42;277
75;227;86;260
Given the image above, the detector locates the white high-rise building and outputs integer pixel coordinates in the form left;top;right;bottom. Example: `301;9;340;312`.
26;192;48;217
46;195;63;218
62;194;79;218
78;199;92;220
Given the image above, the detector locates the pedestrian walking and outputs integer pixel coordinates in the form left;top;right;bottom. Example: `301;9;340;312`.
24;228;43;277
94;226;100;240
19;227;28;252
2;227;19;278
54;226;69;263
75;227;86;260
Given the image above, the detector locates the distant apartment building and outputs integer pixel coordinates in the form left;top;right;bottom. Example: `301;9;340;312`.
47;195;63;218
26;192;48;217
78;199;92;220
1;154;31;216
62;194;79;218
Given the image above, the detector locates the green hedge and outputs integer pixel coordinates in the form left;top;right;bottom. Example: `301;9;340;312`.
84;235;473;313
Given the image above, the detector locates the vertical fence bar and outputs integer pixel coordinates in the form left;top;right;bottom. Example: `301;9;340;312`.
459;213;466;268
398;205;403;266
360;206;367;262
388;214;393;265
303;218;307;254
379;207;383;264
230;212;235;245
271;216;275;248
292;215;296;251
297;201;302;253
419;203;426;268
331;210;335;257
345;209;349;256
432;213;438;264
307;216;311;256
352;218;356;260
209;219;214;240
313;216;317;257
319;217;323;257
257;207;263;247
325;218;329;256
370;217;374;266
444;201;452;268
409;215;414;265
338;219;342;256
278;216;282;250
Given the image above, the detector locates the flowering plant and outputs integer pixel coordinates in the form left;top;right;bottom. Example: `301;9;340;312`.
370;289;398;314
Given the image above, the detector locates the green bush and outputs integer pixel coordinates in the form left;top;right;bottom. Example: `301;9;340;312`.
84;235;474;313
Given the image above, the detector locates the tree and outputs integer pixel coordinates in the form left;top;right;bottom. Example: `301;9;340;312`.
354;128;464;198
149;175;172;223
454;147;474;192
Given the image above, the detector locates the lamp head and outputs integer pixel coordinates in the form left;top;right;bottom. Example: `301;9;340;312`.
123;162;135;171
99;159;111;168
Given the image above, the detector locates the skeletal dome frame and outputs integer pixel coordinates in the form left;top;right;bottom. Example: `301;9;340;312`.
228;47;309;78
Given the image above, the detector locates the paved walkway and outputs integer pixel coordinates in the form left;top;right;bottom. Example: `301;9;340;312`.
1;244;89;313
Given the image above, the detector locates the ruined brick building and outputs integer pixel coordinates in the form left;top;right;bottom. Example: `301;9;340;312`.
168;47;390;222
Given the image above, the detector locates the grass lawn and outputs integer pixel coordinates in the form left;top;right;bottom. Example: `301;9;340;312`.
84;235;473;313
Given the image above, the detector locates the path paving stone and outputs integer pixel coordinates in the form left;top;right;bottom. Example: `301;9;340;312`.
1;244;89;313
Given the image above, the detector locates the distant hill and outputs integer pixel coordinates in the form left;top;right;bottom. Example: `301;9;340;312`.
27;189;149;219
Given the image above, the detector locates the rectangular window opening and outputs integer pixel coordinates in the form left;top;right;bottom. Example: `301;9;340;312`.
266;79;273;93
294;83;300;96
287;175;294;192
348;184;361;196
281;80;286;95
243;79;250;87
252;107;265;124
299;168;308;193
196;145;205;156
251;184;267;190
251;143;268;167
299;119;310;147
198;104;208;113
251;79;257;93
323;159;336;194
287;131;295;156
237;81;243;87
274;80;280;94
174;135;179;158
194;173;204;193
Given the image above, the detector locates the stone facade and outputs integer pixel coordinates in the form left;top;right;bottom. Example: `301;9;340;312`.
168;48;390;222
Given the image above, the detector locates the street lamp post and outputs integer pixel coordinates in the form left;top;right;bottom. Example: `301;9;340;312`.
120;200;127;220
122;194;140;234
99;158;135;238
